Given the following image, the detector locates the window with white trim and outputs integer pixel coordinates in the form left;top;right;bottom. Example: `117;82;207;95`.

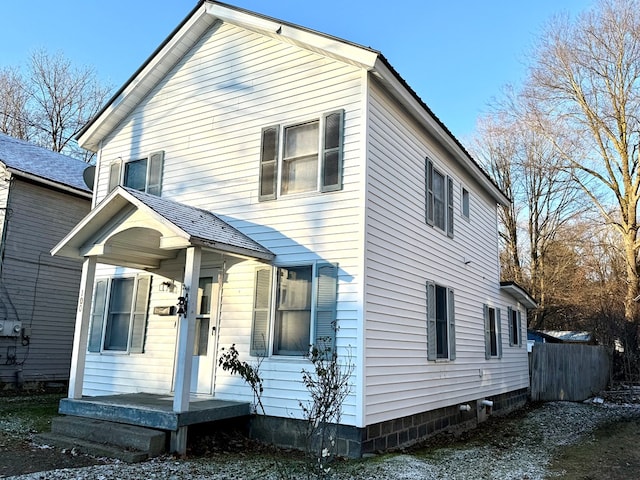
108;151;164;196
426;157;454;237
88;275;151;353
250;263;338;357
426;281;456;360
484;304;502;359
461;186;470;219
259;110;344;201
508;306;522;347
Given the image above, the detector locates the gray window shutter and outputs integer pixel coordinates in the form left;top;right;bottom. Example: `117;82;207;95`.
426;281;436;361
251;267;272;356
496;308;502;358
259;126;278;201
146;151;164;196
484;304;491;360
130;275;151;354
508;306;514;346
426;158;434;225
108;159;122;193
88;279;108;352
448;288;456;360
447;176;454;238
314;263;338;354
321;110;344;192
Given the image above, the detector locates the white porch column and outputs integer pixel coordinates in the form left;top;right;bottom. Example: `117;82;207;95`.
173;246;201;412
68;256;97;399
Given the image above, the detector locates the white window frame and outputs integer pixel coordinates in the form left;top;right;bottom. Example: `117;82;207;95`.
484;304;502;359
426;157;454;238
250;262;338;357
259;110;344;201
88;275;151;354
461;185;470;220
426;281;456;361
107;151;164;196
508;306;522;347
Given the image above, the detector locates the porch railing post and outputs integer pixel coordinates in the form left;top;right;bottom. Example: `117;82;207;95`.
68;256;97;399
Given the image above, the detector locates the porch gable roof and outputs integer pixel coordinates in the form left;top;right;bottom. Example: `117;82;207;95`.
51;187;275;267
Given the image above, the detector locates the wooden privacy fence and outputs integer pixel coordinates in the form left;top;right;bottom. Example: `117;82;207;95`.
530;343;611;402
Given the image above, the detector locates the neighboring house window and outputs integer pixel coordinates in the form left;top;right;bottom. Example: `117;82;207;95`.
426;157;454;237
88;275;151;353
508;306;522;347
426;281;456;360
108;151;164;195
259;110;344;201
250;263;338;357
461;187;470;219
484;304;502;359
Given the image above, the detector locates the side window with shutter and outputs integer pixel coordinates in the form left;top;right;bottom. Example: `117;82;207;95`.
108;159;122;193
130;275;151;354
146;151;164;196
314;263;338;355
88;279;108;352
426;281;436;360
447;176;454;238
251;267;272;356
321;110;344;192
447;288;456;360
259;126;278;201
426;158;434;225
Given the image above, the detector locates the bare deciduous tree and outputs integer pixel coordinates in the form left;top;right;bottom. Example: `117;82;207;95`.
0;67;30;140
524;0;640;324
0;49;112;160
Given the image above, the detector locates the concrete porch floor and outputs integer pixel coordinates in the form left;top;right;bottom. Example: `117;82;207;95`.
58;393;251;431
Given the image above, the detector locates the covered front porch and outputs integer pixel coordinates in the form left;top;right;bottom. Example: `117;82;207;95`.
51;187;274;454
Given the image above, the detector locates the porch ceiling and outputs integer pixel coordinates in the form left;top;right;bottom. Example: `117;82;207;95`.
51;187;275;269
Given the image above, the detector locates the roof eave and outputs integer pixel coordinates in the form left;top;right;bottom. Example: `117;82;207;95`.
500;281;538;309
370;57;510;207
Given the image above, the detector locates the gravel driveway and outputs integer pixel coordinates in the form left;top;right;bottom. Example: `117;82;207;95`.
5;399;640;480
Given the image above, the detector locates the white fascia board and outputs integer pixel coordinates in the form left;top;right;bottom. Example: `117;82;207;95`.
77;4;215;151
51;187;188;258
205;2;379;69
371;58;509;207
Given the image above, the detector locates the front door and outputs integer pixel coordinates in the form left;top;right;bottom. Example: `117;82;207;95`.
190;269;220;395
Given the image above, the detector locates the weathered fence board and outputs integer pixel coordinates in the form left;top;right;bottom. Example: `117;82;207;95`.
530;343;611;402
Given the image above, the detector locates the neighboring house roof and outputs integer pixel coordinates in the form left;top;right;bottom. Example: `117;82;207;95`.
76;0;509;207
52;186;275;266
527;329;594;344
500;281;537;309
0;133;92;197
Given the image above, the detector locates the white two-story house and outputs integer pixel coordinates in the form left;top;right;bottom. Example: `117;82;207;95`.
53;1;535;457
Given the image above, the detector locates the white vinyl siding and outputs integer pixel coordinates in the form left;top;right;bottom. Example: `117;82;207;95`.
84;23;363;425
364;79;528;425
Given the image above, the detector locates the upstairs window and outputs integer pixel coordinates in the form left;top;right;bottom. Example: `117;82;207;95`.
426;281;456;361
259;110;344;201
461;187;470;219
108;151;164;196
426;157;454;237
484;305;502;359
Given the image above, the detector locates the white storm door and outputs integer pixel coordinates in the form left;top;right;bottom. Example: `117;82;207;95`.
190;270;220;395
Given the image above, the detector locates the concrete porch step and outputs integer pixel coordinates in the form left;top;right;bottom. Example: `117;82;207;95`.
33;432;149;463
32;416;167;462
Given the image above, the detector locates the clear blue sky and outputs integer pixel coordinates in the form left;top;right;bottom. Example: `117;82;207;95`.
1;0;593;140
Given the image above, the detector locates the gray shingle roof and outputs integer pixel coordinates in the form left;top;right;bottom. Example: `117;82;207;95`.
124;187;274;259
0;133;91;193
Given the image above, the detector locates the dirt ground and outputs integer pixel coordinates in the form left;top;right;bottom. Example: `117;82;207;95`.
2;392;640;479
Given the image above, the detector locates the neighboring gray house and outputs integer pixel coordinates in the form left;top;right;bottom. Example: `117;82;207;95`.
0;133;91;388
